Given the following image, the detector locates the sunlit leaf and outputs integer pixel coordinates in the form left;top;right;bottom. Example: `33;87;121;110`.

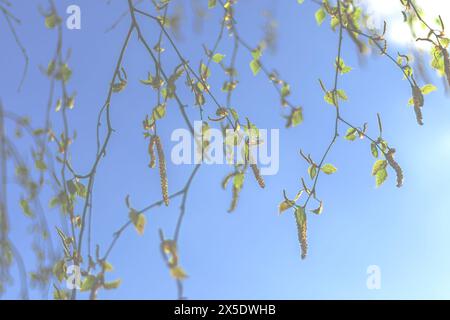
104;279;121;290
212;53;225;63
372;159;387;176
420;84;437;95
375;168;388;187
80;275;96;292
321;164;337;175
170;266;188;280
308;165;317;179
129;210;146;236
208;0;217;8
250;59;261;76
315;8;326;26
371;142;379;158
311;201;323;215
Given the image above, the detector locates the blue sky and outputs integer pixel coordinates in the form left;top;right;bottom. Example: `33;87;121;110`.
1;0;450;299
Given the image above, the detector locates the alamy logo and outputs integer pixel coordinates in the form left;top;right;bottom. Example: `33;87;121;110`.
170;121;279;175
66;5;81;30
66;264;81;290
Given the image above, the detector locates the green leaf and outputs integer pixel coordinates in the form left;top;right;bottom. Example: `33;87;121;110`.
324;91;335;105
104;279;121;290
281;83;290;98
372;159;387;176
47;60;56;76
57;64;72;83
170;266;188;280
45;13;61;29
330;16;339;29
308;165;317;179
200;63;211;79
102;261;113;272
53;288;69;300
297;0;305;3
336;89;348;101
129;210;146;236
80;275;96;292
112;81;126;93
286;107;303;128
335;58;352;74
212;53;225;63
279;200;293;214
52;260;66;282
370;142;379;158
250;59;261;76
66;180;77;195
20;199;34;217
311;201;323;215
345;127;357;141
292;108;303;127
152;103;166;121
315;8;326;26
251;48;262;60
420;84;437;95
375;168;388;187
229;108;239;121
35;159;47;171
321;164;337;175
208;0;217;8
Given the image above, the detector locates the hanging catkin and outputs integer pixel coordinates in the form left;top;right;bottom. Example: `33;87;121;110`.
385;148;404;188
250;164;265;188
412;84;424;125
442;48;450;87
148;136;157;168
154;135;169;206
296;210;308;260
300;219;307;260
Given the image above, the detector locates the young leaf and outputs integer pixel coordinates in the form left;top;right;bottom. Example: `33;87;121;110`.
420;84;437;95
321;164;337;175
170;266;188;280
311;201;323;215
80;275;96;292
250;59;261;76
104;279;122;290
375;168;388;187
279;200;293;214
315;8;326;26
285;107;303;128
129;210;146;236
372;159;387;176
345;127;357;141
208;0;217;9
370;142;379;158
212;53;225;63
308;165;317;179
